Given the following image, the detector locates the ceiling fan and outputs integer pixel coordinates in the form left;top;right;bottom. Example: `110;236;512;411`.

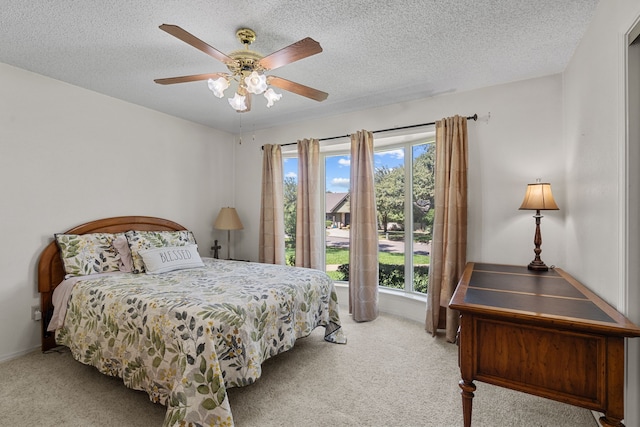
154;24;328;112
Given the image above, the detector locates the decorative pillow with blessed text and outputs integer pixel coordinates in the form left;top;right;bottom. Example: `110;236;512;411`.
125;230;196;273
138;244;204;274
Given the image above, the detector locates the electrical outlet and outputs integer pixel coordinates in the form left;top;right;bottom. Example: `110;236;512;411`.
31;305;41;321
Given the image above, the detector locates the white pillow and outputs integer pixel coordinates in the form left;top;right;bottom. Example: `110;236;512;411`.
138;244;204;274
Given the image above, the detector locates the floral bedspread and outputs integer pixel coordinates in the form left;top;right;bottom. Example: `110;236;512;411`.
55;258;346;426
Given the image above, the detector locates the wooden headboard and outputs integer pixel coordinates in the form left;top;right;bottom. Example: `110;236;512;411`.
38;216;187;351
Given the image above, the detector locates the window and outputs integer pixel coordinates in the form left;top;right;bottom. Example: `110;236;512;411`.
283;157;298;266
375;147;407;290
283;134;434;295
410;143;434;293
325;153;351;281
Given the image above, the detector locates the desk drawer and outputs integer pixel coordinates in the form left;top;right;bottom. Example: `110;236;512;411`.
473;317;606;410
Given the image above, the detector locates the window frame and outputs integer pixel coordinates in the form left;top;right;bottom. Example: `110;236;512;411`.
281;129;436;295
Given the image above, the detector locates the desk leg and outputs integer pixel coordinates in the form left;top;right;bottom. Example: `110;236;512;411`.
599;416;624;427
459;379;476;427
457;314;476;426
599;337;626;427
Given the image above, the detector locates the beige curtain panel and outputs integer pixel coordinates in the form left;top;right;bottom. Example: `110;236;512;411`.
259;144;286;265
349;130;379;322
295;139;323;270
425;115;468;342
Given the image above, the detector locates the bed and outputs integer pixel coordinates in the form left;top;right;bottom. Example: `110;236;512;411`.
38;216;346;426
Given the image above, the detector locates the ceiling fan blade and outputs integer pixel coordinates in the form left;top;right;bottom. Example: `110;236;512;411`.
268;76;328;102
258;37;322;71
159;24;236;66
154;73;228;85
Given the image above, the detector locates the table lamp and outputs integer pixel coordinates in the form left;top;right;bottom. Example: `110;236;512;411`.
214;207;244;260
519;179;559;271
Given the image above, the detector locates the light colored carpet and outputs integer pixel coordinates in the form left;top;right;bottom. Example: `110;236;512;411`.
0;309;598;427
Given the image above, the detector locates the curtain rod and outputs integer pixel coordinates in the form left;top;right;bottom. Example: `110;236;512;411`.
261;114;477;150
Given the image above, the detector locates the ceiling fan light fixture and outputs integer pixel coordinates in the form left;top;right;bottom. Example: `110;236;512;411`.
228;92;248;111
244;71;268;95
156;25;328;113
208;77;230;98
264;88;282;107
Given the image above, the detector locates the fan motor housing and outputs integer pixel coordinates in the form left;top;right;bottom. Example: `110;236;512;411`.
227;49;264;76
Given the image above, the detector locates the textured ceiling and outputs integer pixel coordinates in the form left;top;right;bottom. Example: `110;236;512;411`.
1;1;599;134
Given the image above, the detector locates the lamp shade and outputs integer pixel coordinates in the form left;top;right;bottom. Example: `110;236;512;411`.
519;182;559;211
214;207;244;230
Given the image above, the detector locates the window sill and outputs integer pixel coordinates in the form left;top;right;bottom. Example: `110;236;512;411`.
333;282;427;323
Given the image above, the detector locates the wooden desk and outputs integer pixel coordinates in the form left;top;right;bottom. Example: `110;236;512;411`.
449;262;640;427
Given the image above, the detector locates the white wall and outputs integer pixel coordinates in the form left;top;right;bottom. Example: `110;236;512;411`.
234;75;565;270
563;1;640;425
563;0;639;305
628;28;640;427
0;63;235;361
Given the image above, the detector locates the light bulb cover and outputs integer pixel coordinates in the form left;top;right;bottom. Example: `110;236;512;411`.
244;71;268;94
207;77;230;98
264;88;282;107
228;93;248;111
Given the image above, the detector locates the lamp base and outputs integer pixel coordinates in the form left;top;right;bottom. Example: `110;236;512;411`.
527;259;549;271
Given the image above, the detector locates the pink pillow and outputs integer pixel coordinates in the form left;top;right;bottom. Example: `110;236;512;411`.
112;235;134;273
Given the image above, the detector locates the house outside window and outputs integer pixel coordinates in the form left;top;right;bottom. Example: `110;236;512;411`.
283;134;434;295
325;192;350;228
